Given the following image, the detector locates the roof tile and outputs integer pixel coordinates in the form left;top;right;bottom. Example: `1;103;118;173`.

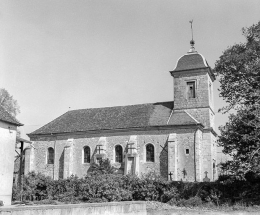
29;101;200;135
0;105;23;126
174;53;208;71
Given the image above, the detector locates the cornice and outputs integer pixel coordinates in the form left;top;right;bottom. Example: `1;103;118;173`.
203;127;218;137
170;67;216;82
174;106;215;115
28;123;204;139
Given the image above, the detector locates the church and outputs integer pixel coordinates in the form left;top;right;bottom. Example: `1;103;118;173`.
27;41;217;182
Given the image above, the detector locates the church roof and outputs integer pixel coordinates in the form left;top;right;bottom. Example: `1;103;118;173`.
0;105;23;126
29;101;201;136
173;52;209;72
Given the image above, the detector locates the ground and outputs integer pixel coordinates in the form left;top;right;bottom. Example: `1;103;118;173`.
146;201;260;215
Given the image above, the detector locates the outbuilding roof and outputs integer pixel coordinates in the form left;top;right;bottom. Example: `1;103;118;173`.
0;105;23;126
29;101;201;135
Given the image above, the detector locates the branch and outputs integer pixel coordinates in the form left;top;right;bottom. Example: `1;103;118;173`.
249;147;260;162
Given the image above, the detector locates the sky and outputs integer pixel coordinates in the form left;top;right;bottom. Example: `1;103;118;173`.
0;0;260;141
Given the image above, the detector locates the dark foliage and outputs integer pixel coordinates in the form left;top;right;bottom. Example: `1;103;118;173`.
13;171;260;207
215;21;260;176
88;158;117;175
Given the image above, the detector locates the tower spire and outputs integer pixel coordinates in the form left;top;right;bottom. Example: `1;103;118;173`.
188;20;196;53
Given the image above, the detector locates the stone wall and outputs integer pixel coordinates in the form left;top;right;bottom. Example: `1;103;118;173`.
173;70;213;110
27;126;215;182
201;131;217;181
173;69;215;130
0;201;146;215
185;108;215;129
175;129;202;181
30;129;171;179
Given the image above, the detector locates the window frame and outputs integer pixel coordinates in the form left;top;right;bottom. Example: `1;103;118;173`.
209;82;213;103
83;146;91;164
146;143;155;162
115;145;123;163
47;147;54;164
186;81;196;99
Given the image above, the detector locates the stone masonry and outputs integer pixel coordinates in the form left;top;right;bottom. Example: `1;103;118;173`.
29;127;207;181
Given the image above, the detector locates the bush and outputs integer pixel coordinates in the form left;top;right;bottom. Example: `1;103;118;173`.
12;170;260;207
88;158;116;175
176;196;203;207
161;187;179;203
13;171;53;201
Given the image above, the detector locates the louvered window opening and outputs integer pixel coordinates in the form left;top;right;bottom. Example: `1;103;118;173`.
187;81;196;98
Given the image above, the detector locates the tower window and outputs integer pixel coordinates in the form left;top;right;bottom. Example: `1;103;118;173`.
83;146;91;163
146;144;155;162
187;81;196;98
47;147;54;164
115;145;123;163
209;83;212;102
185;149;190;155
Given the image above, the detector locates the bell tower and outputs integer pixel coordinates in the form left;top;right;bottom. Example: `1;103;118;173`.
170;40;215;128
169;36;217;181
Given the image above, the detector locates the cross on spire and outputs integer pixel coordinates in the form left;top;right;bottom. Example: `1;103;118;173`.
189;20;194;41
188;20;196;53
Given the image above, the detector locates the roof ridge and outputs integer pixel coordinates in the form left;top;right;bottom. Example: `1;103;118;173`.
68;101;173;112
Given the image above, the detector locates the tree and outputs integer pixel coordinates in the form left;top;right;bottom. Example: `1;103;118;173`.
89;158;116;175
0;88;20;117
215;21;260;112
215;21;260;177
218;109;260;175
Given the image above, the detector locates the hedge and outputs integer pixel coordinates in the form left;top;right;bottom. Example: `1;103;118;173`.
12;171;260;206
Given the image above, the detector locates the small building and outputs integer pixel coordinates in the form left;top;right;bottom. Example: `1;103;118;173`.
27;43;217;182
0;105;23;205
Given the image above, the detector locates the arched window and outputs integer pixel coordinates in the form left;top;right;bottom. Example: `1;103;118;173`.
47;147;54;164
83;146;91;163
115;145;123;163
146;144;154;162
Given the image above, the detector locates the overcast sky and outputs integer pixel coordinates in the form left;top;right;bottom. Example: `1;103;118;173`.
0;0;260;139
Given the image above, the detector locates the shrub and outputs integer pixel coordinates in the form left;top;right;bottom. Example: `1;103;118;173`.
47;175;82;202
176;196;203;207
12;170;260;207
88;158;116;175
160;187;179;203
130;172;164;201
13;171;52;201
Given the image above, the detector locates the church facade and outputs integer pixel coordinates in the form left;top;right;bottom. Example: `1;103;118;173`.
27;45;217;182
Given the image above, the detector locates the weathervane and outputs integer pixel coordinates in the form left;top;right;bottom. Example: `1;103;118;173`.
189;20;195;52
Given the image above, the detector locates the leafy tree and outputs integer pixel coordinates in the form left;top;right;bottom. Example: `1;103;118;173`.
215;21;260;112
218;109;260;175
0;88;20;117
215;21;260;177
88;158;116;175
